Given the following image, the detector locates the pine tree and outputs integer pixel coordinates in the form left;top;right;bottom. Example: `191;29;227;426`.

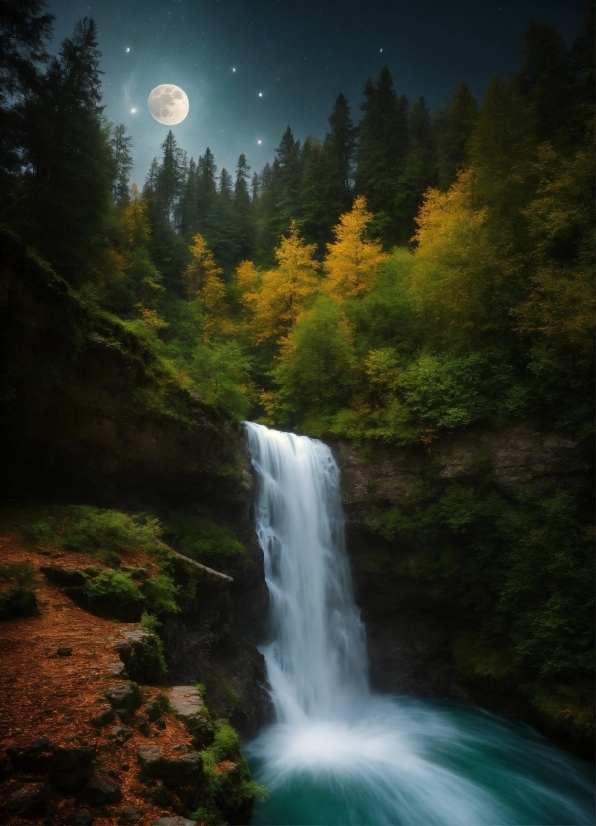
196;147;218;226
514;18;572;146
234;153;253;260
355;66;409;246
23;16;113;282
435;81;477;190
325;92;357;208
0;0;53;208
299;137;337;251
273;126;302;233
153;130;185;224
177;157;199;237
394;96;437;244
110;123;133;207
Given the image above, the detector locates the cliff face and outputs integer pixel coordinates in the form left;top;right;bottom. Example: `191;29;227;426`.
331;425;593;751
0;232;271;737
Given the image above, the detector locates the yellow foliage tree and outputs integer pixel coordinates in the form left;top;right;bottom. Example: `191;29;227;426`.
250;221;320;344
408;170;497;343
323;195;388;300
184;233;234;341
233;260;261;312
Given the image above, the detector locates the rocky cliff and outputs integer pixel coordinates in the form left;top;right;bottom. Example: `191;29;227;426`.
331;425;593;755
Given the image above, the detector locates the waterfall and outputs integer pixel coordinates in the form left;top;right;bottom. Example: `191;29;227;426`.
244;421;368;722
244;422;595;826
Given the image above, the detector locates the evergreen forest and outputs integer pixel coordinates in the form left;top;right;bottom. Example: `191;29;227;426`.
1;0;594;747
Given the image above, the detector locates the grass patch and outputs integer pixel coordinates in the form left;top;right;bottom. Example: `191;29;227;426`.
22;505;164;561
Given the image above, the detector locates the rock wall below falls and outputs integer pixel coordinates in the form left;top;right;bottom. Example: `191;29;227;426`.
331;424;593;753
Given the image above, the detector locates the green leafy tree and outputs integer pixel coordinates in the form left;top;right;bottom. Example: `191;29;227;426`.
271;295;357;426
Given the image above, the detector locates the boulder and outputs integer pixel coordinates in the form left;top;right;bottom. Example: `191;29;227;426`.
104;682;142;713
110;726;133;747
85;774;122;805
144;700;162;722
150;819;196;826
6;781;50;817
8;736;55;773
168;686;212;747
137;746;203;790
90;705;115;728
52;743;96;790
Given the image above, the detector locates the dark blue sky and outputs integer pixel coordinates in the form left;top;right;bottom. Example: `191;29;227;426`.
47;0;588;187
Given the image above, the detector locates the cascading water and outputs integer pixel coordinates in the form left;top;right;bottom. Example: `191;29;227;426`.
244;422;595;826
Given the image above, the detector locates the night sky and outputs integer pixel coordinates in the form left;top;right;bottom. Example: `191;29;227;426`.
47;0;587;188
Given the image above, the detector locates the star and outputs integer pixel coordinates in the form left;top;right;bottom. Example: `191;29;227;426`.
232;67;236;72
131;108;137;113
257;139;262;144
258;92;263;97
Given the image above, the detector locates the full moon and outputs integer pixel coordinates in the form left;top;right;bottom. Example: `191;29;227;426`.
148;84;189;125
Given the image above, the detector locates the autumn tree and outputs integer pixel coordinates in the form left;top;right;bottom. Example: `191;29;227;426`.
407;171;494;348
233;260;261;313
323;196;388;301
250;221;319;344
184;233;233;341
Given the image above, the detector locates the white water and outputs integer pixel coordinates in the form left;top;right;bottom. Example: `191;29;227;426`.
244;422;595;826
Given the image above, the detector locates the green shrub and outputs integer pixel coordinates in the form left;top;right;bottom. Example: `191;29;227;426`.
23;506;164;561
144;574;180;617
198;722;267;824
167;514;246;562
77;569;144;621
0;563;37;620
0;562;36;589
0;587;37;620
140;611;161;634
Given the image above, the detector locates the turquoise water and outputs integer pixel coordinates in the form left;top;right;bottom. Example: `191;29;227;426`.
247;695;595;825
244;423;595;826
